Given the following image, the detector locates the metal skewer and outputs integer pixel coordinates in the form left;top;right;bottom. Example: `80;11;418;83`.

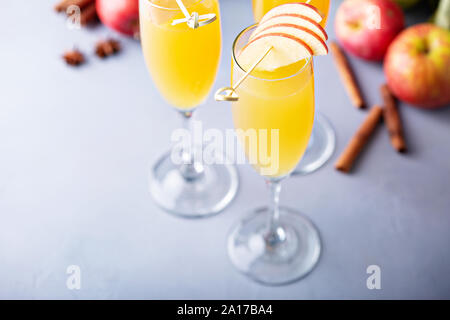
215;46;273;102
172;0;216;29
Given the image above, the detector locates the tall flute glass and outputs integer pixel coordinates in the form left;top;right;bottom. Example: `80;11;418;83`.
139;0;238;217
252;0;336;175
227;25;321;285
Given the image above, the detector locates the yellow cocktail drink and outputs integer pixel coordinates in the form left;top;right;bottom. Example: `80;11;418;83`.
140;0;222;109
252;0;330;26
220;7;329;281
232;56;315;178
140;0;238;218
222;6;328;285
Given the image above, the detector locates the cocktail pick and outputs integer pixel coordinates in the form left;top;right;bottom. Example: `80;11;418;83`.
215;46;273;102
172;0;216;29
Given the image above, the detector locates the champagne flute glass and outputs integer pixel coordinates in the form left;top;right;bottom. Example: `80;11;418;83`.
252;0;331;27
139;0;238;217
252;0;336;175
227;25;321;285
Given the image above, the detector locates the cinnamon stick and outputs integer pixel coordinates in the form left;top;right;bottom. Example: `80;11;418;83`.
55;0;73;12
80;2;98;25
330;42;365;109
335;106;383;172
380;84;407;153
55;0;94;12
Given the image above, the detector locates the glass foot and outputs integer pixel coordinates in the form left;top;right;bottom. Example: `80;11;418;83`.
228;206;321;285
294;112;336;175
149;151;239;218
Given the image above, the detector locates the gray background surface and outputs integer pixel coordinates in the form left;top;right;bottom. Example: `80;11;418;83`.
1;0;449;299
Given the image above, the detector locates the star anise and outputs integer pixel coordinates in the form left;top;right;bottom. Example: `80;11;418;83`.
95;39;121;59
63;49;85;66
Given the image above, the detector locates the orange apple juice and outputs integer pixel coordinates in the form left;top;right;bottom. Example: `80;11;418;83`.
139;0;222;109
231;58;315;178
252;0;330;27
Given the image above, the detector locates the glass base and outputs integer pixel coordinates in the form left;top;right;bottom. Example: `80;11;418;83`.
294;112;336;176
149;151;239;218
228;206;321;285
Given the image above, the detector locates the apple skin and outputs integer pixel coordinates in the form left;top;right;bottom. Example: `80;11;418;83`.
335;0;405;61
384;23;450;109
96;0;139;37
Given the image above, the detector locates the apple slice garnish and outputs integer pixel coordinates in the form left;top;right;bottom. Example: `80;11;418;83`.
252;14;328;41
238;33;313;72
260;3;323;25
254;24;328;56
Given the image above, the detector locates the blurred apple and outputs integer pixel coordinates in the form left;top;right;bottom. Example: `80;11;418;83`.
393;0;420;9
335;0;405;61
384;23;450;109
96;0;139;37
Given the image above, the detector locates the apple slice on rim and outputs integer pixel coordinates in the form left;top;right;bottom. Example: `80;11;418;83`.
238;33;313;72
255;24;328;56
251;13;328;42
260;3;323;25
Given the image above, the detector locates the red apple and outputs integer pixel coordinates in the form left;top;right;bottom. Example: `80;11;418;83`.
384;23;450;109
96;0;139;37
335;0;405;61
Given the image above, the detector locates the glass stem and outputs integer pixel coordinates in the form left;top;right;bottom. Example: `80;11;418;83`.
178;110;204;181
264;179;287;248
